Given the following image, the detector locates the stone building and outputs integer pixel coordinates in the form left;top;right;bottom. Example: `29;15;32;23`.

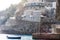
21;0;46;22
15;0;46;34
14;0;56;34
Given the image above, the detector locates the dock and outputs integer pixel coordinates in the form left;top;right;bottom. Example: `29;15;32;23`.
32;33;60;40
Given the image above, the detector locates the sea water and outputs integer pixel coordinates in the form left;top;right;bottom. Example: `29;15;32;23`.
0;34;37;40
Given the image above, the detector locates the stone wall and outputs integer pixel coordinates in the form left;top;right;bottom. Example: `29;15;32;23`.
56;0;60;20
1;19;40;34
15;20;40;34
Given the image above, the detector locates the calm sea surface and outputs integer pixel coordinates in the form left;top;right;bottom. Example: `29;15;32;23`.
0;34;38;40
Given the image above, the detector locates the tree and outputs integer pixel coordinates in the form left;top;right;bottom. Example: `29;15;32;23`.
15;1;25;20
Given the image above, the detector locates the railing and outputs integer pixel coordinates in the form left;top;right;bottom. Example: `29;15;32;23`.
24;2;45;7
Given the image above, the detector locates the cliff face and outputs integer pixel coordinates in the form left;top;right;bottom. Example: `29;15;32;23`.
14;1;55;34
1;19;40;34
0;0;56;34
15;20;40;34
0;2;40;34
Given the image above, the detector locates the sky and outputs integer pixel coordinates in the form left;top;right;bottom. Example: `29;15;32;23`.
0;0;21;11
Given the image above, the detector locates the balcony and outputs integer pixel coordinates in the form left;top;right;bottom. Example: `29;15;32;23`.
24;2;45;7
26;0;45;3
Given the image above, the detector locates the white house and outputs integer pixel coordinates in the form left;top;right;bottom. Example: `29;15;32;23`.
21;0;46;22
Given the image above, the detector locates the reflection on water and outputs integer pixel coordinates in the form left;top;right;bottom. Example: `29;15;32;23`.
0;34;41;40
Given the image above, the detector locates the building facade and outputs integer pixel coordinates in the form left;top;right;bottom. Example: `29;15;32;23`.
15;0;56;33
21;0;46;22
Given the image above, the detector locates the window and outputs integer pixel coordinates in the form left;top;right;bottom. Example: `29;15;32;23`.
35;7;40;10
39;0;44;2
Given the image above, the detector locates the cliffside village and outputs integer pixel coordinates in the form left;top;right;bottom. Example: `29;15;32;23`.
0;0;57;34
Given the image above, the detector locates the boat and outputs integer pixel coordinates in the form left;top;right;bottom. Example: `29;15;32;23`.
7;35;21;39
